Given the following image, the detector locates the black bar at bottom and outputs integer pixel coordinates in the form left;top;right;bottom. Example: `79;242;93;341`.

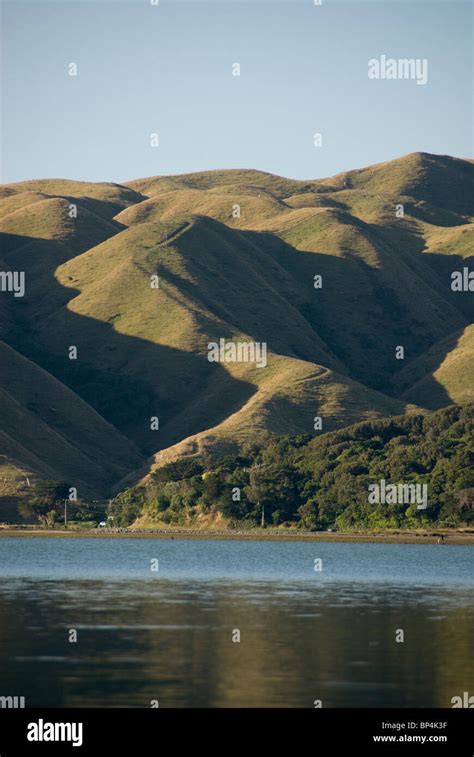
0;708;472;755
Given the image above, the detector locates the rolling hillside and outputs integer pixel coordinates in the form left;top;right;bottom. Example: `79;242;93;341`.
0;152;472;510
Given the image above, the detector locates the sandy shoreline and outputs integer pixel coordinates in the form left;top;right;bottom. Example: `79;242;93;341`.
0;527;473;545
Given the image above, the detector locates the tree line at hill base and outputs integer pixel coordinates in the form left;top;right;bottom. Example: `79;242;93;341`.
108;404;474;531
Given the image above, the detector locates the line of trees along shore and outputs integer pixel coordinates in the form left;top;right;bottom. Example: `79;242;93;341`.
109;404;474;530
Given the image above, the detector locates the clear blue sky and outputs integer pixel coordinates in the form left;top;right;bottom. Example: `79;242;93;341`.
1;0;472;183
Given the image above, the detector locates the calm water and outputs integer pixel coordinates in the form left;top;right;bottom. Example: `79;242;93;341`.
0;537;473;708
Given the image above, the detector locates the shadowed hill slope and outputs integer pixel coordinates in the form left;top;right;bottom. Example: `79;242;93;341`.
392;325;474;409
0;341;143;497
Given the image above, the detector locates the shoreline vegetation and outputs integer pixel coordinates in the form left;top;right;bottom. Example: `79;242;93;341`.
108;405;474;532
1;526;473;545
4;406;472;535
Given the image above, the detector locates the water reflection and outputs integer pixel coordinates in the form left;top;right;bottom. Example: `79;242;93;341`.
0;538;473;707
0;577;473;707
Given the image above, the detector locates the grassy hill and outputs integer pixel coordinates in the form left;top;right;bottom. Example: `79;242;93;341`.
0;152;472;510
0;179;145;221
13;213;420;452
